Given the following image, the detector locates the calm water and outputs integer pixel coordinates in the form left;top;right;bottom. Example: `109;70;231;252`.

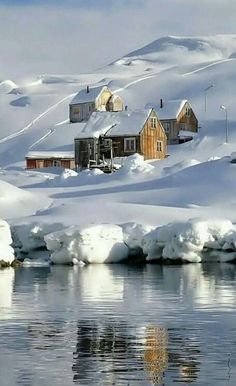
0;264;236;386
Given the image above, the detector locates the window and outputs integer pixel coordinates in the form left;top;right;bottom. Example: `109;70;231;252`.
124;137;136;152
164;122;171;133
102;138;112;149
186;108;191;117
180;123;186;131
73;107;80;115
53;160;61;167
157;140;163;152
150;117;157;128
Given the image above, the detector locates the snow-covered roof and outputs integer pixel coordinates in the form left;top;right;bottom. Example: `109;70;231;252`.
147;100;188;120
178;130;197;138
75;109;152;139
70;85;109;105
26;151;74;159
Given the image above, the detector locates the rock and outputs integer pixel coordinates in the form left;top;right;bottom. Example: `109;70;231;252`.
0;260;10;268
11;259;22;268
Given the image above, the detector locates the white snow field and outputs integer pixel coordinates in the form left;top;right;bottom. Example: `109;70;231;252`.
1;35;236;263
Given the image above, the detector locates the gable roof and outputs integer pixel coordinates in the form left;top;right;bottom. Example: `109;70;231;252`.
147;99;187;120
75;109;153;139
70;85;110;105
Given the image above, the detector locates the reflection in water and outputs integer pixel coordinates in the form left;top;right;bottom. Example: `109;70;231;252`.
0;268;15;319
80;265;124;302
144;326;168;385
168;329;200;384
72;321;132;385
1;264;236;386
72;321;201;385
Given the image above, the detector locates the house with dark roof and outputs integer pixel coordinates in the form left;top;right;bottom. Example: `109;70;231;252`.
148;99;198;144
69;85;123;123
74;109;167;169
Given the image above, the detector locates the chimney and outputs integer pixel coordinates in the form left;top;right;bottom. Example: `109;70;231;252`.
160;98;163;109
87;85;90;93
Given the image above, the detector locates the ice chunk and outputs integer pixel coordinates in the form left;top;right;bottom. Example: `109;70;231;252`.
45;224;129;264
143;219;236;263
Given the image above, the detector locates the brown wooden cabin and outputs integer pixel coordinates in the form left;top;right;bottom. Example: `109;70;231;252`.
26;151;75;169
74;109;167;170
151;99;198;145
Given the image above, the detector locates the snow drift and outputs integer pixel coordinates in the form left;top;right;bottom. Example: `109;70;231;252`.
0;220;14;264
40;219;236;265
143;219;236;263
45;224;129;264
0;179;51;219
12;222;64;257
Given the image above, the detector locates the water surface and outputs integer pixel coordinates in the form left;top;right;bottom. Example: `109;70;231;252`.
0;264;236;385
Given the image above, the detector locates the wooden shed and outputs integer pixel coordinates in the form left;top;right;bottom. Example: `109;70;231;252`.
26;151;75;170
74;109;167;170
151;99;198;145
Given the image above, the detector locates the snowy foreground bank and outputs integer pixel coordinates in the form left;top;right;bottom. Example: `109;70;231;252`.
0;220;15;265
10;219;236;265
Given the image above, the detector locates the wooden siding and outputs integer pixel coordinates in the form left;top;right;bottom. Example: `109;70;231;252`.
177;101;198;134
26;159;36;169
95;88;113;111
101;136;141;158
26;158;75;170
102;110;167;161
70;88;114;123
70;102;95;123
160;102;198;145
107;95;123;112
140;110;167;160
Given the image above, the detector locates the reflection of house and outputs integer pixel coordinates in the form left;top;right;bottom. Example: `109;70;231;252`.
25;151;75;169
74;109;167;169
70;85;123;123
150;99;198;145
144;326;168;385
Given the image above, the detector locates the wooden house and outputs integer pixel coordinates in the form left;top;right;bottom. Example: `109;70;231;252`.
151;99;198;145
74;109;167;170
26;151;75;169
70;85;123;123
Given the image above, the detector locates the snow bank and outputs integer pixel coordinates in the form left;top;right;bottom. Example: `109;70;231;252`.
0;220;14;264
0;80;18;94
45;224;129;264
143;219;236;262
118;154;155;177
50;168;78;185
12;218;236;265
50;167;104;187
121;222;155;256
12;222;64;257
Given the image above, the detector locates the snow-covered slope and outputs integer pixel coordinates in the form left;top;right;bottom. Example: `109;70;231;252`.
1;35;236;166
1;34;236;264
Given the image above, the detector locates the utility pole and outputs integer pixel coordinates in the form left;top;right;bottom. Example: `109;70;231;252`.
204;84;214;112
220;105;228;143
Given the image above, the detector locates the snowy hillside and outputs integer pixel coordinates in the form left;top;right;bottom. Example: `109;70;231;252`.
1;35;236;166
1;34;236;263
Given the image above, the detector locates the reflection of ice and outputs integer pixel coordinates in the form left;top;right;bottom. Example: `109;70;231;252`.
179;265;236;308
80;265;124;302
0;268;15;319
